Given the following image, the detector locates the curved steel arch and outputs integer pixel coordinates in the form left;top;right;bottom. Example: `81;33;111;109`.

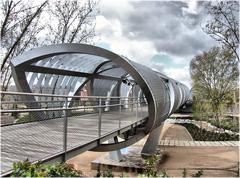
11;43;190;134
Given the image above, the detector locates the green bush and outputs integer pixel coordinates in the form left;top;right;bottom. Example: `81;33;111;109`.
188;113;239;133
16;114;37;123
95;168;114;177
179;123;238;141
11;160;82;177
101;170;114;177
120;172;129;177
139;154;169;177
143;154;160;177
207;118;239;133
192;169;203;177
182;169;203;177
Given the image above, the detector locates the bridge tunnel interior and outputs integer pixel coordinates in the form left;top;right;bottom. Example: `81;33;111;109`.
13;52;149;123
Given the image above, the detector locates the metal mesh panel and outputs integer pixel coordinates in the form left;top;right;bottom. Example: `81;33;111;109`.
97;62;116;73
93;79;118;97
27;73;86;96
66;97;148;149
26;72;88;119
1;120;64;172
99;67;127;78
168;80;177;113
0;93;65;173
1;91;148;171
126;60;171;126
32;54;108;73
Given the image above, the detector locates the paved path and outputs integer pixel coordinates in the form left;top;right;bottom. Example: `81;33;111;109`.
0;108;148;174
158;122;239;147
159;123;193;141
135;123;239;147
169;113;193;118
159;140;239;147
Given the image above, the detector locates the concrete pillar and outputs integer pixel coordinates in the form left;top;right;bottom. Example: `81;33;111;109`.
141;125;161;158
108;136;123;162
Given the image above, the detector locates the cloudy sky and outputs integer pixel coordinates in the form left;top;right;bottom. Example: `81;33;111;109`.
94;0;218;88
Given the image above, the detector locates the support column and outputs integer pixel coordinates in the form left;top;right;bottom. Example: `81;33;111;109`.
141;125;161;158
108;136;123;162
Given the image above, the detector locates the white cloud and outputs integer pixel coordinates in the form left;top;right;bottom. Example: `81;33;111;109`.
95;16;122;38
182;0;198;14
95;0;219;88
99;0;134;19
95;14;157;64
164;66;192;88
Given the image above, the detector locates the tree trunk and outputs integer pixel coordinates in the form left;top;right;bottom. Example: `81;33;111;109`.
212;102;221;124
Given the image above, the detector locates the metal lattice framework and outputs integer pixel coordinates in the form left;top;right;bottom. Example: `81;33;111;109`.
11;43;190;133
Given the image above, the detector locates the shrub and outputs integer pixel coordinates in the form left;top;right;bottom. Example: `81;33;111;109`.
182;168;187;178
11;160;82;177
192;169;203;177
102;170;114;177
182;168;204;177
207;118;239;133
143;154;160;177
120;172;129;177
139;154;169;177
95;168;114;177
16;114;36;123
179;123;238;141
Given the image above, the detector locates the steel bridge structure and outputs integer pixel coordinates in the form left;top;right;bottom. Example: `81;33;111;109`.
0;44;190;175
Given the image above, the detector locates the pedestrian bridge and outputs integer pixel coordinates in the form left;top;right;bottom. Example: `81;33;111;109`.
0;44;191;175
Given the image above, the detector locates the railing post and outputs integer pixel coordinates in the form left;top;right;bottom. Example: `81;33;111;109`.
131;97;133;112
136;97;138;122
98;98;102;137
63;97;68;162
119;98;121;128
83;100;85;113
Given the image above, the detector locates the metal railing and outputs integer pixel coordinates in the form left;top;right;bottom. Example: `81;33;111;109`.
1;90;148;130
0;91;148;174
1;91;147;121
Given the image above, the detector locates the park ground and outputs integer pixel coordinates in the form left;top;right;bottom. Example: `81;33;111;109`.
68;123;239;177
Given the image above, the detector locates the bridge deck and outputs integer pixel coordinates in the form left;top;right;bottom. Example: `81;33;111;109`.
1;108;148;174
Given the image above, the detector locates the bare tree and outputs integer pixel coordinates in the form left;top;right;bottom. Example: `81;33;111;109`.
1;0;98;92
1;0;47;91
47;0;97;44
190;47;239;121
45;0;97;97
203;1;239;61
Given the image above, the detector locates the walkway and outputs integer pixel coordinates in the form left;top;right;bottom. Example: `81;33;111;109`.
159;123;193;141
159;140;239;147
1;108;148;174
158;123;239;147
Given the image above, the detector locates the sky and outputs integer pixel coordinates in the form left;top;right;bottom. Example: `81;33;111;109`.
94;0;218;88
